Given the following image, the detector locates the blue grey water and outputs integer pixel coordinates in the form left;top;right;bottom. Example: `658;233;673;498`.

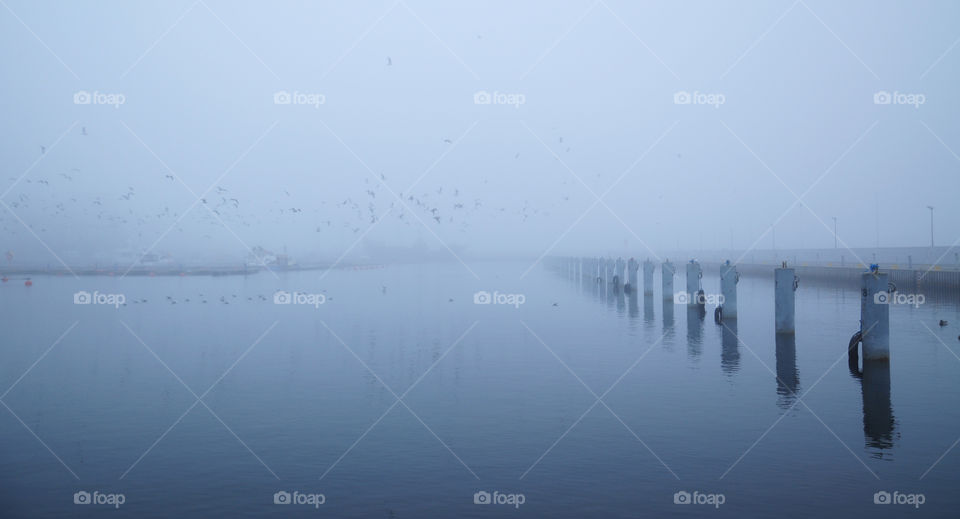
1;261;959;517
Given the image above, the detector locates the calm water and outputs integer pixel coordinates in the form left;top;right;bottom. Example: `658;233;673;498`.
2;261;959;517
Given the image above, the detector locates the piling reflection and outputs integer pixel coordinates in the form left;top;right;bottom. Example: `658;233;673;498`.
616;286;626;315
628;292;639;321
686;305;704;360
662;299;674;331
775;334;800;409
857;360;896;457
643;294;655;328
720;320;740;375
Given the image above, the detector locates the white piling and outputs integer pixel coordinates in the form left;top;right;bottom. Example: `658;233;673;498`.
685;260;701;305
860;268;890;360
642;260;655;295
662;260;675;301
614;257;624;288
775;262;798;334
720;260;739;318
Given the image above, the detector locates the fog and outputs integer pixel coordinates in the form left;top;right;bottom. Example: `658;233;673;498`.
2;1;958;268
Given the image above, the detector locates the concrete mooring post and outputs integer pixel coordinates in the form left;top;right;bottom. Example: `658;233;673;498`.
685;260;702;305
642;260;655;295
614;257;624;289
860;266;890;360
775;262;798;334
662;260;675;301
627;258;638;293
720;260;739;319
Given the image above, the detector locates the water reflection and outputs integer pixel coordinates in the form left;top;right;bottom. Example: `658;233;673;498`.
720;320;740;375
662;298;674;323
616;285;626;315
662;299;675;346
775;334;800;409
850;359;897;457
643;294;654;328
686;305;704;360
628;292;639;320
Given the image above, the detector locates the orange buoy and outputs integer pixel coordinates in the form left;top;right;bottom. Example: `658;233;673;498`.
24;279;32;286
1;276;7;282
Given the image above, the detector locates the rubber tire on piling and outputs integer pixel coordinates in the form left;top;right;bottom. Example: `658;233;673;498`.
848;331;862;354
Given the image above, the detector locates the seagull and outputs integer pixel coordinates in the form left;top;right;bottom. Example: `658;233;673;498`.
443;138;452;144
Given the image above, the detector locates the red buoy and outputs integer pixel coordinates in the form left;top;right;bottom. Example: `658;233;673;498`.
24;279;32;286
1;276;7;282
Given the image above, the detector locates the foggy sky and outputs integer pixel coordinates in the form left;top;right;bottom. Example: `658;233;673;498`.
1;0;958;266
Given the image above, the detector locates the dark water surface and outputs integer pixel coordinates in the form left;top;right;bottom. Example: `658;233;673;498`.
2;261;959;517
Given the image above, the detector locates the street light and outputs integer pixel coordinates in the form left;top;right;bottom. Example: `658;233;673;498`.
927;206;934;247
831;216;837;249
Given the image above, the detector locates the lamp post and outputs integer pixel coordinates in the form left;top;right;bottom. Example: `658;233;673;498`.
927;206;934;247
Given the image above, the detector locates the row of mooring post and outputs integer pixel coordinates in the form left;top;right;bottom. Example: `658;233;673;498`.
556;254;893;452
560;256;891;363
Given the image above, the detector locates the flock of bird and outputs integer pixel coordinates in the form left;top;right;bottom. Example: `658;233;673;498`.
3;121;583;259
